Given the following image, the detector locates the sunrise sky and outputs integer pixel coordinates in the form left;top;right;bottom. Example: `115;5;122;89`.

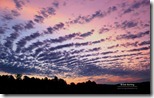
0;0;150;84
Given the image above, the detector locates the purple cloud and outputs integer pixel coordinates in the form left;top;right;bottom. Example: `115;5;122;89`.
116;31;149;40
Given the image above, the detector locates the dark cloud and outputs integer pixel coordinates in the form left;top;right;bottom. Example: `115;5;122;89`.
4;40;13;49
4;32;19;49
85;47;101;52
54;32;78;43
123;8;132;14
38;7;56;19
24;20;35;29
55;55;79;67
80;31;93;37
123;0;149;14
120;41;138;47
139;40;150;46
78;64;103;76
34;15;44;23
85;57;101;63
108;44;119;49
132;2;141;9
74;39;104;47
12;23;24;32
0;50;9;60
52;1;59;8
21;30;96;54
121;20;138;29
49;43;74;51
116;31;150;40
70;49;85;55
13;0;25;10
38;51;62;61
101;58;121;63
131;0;149;9
53;22;64;30
78;60;145;77
0;53;149;81
101;56;111;59
11;10;20;17
2;14;13;21
71;16;85;24
91;10;104;19
47;27;53;33
90;6;117;20
47;7;56;15
22;41;44;53
111;52;142;58
0;38;150;80
80;52;99;58
68;6;117;25
80;54;92;58
0;26;8;34
18;22;65;52
33;38;103;61
33;48;44;57
39;8;49;18
78;59;149;79
21;32;80;53
51;32;79;43
28;32;41;39
0;63;27;74
34;41;101;60
114;22;121;28
36;50;48;59
0;58;38;74
16;32;40;52
99;27;110;34
144;24;150;27
128;46;150;52
16;40;26;52
44;22;64;34
71;10;103;24
92;39;105;44
52;57;66;64
33;5;57;26
75;42;89;47
107;6;117;13
101;50;118;55
34;38;104;56
45;24;59;32
1;9;20;21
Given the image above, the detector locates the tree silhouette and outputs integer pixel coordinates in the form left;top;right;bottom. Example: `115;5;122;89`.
8;75;15;81
53;76;58;81
44;77;48;81
15;74;22;80
0;74;150;94
70;82;75;86
23;76;30;80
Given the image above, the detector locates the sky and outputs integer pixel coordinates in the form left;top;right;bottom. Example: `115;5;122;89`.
0;0;150;84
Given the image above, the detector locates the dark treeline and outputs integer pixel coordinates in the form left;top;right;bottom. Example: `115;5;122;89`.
0;74;150;94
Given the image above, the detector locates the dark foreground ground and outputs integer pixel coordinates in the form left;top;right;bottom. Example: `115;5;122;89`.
0;75;150;94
